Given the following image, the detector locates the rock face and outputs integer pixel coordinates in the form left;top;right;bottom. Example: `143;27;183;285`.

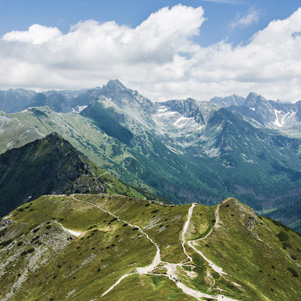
0;133;106;216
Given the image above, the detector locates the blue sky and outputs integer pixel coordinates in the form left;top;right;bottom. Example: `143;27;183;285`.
1;0;300;46
0;1;301;102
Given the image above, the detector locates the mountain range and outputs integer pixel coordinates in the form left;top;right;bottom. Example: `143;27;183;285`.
211;92;301;134
0;80;300;233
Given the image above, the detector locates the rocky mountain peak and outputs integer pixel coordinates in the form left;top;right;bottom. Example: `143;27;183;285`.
244;92;267;107
210;94;245;107
105;79;127;90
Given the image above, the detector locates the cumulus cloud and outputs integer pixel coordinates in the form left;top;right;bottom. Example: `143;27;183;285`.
229;8;260;30
3;24;62;44
0;5;301;102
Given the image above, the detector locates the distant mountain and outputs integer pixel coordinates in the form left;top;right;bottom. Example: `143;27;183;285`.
0;133;159;217
210;94;245;107
0;88;88;114
0;89;36;113
0;195;300;299
212;92;301;130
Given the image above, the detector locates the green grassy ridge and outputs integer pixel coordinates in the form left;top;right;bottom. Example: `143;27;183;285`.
187;198;301;300
1;195;300;300
0;195;157;300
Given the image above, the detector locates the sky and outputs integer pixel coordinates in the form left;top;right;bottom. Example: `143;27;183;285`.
0;0;301;102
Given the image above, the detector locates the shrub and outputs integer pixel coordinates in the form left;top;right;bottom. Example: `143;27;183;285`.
282;242;292;249
0;239;13;247
0;228;7;237
287;267;298;277
30;235;40;243
277;231;289;242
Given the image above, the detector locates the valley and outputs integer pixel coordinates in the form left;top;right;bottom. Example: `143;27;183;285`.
0;80;300;231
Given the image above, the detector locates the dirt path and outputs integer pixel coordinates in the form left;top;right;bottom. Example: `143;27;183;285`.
187;202;227;275
70;196;162;298
70;196;236;300
180;203;196;262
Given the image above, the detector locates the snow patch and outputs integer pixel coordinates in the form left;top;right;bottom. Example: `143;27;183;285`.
166;145;184;155
156;111;178;117
274;109;297;128
157;106;168;113
72;105;88;113
197;125;205;131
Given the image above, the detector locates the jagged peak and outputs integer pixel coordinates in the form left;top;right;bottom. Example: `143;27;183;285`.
104;79;127;90
246;92;259;98
161;97;198;107
246;92;266;101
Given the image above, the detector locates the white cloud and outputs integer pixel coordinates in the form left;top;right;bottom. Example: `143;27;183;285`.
230;8;260;30
3;24;62;45
0;5;301;102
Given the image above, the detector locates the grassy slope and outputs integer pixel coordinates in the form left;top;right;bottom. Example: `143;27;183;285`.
188;198;301;300
0;195;300;300
0;112;42;154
